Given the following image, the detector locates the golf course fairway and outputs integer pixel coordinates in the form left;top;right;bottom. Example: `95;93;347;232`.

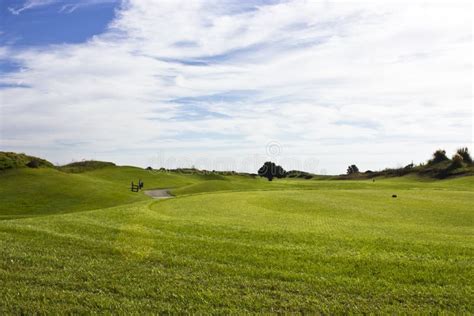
0;168;473;313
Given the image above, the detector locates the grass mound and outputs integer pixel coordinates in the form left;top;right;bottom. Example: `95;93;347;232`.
60;160;116;173
0;166;195;219
0;152;54;170
0;168;148;219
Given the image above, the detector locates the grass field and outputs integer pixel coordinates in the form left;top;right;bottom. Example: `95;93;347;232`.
0;166;473;313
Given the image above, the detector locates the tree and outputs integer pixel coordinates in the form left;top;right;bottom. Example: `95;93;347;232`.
430;149;448;164
346;164;359;175
456;147;472;164
258;161;286;181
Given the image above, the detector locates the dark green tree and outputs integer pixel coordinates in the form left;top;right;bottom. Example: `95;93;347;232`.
346;164;359;175
258;161;286;181
430;149;449;164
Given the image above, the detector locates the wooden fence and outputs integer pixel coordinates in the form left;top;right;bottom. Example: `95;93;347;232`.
130;180;144;192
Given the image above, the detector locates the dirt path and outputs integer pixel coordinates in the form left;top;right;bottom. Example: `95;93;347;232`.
144;189;173;199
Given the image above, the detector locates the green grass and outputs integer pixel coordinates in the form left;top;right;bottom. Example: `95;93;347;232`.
0;166;216;219
0;167;153;219
0;167;473;313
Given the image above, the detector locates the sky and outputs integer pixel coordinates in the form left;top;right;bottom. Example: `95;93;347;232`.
0;0;472;174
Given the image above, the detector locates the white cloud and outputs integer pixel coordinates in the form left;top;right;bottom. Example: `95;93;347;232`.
0;0;472;173
8;0;57;15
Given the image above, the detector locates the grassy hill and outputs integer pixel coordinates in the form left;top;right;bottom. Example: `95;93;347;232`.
0;165;222;219
0;167;145;219
0;152;54;170
58;160;116;173
0;153;473;313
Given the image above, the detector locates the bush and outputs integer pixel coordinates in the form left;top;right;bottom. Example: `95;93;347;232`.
430;149;449;164
450;154;464;169
286;170;314;179
26;160;40;168
0;154;17;170
456;147;472;164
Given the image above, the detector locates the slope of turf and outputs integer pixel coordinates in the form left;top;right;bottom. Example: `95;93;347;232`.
0;179;473;313
0;167;202;219
0;168;145;219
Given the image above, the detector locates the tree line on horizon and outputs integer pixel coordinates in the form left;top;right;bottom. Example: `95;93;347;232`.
257;147;473;181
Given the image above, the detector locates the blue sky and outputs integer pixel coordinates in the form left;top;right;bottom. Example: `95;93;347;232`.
0;0;118;46
0;0;472;173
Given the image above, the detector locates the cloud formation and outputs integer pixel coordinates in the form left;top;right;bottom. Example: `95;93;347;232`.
0;0;472;173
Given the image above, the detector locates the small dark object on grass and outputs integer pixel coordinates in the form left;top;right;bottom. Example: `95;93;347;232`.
392;194;397;198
